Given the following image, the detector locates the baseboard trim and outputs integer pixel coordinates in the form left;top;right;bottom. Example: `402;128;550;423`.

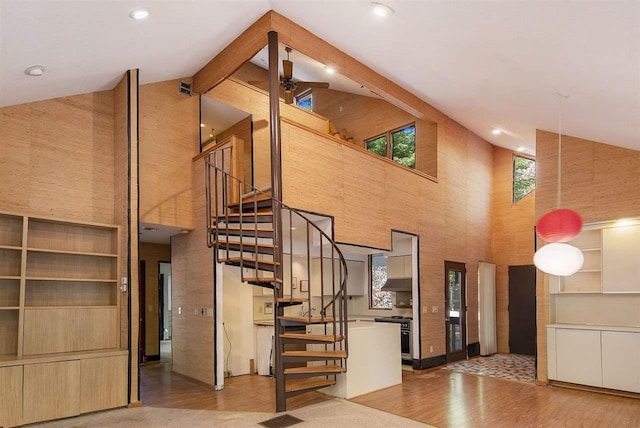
467;342;480;358
414;354;446;370
549;380;640;400
145;354;160;361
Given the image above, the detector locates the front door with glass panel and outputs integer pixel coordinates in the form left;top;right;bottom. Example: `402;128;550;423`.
445;261;467;362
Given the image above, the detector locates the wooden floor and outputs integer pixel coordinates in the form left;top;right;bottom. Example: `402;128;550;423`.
141;362;640;427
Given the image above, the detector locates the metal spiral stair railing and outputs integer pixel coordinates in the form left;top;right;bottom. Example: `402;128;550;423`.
204;149;348;410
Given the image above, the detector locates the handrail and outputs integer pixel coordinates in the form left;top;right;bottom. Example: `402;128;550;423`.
204;150;349;353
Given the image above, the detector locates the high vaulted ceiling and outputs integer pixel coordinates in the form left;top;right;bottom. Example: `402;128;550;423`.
2;1;638;154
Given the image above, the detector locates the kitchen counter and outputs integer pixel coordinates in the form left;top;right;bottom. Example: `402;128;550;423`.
312;321;402;399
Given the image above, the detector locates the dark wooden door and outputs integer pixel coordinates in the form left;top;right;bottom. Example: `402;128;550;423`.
508;265;536;356
139;261;146;363
445;261;467;362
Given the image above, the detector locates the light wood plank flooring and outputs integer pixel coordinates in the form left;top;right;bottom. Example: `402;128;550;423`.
141;363;640;427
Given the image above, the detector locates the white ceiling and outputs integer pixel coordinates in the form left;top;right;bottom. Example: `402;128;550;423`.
1;1;638;154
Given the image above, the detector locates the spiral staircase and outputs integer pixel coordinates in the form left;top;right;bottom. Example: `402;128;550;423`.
205;148;349;411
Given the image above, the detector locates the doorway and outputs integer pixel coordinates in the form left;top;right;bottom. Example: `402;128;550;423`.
445;261;467;362
158;261;172;363
508;265;536;356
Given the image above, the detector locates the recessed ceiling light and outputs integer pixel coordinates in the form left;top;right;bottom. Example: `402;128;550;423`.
492;128;502;135
180;229;190;234
517;147;527;152
200;123;205;128
25;65;45;76
129;8;150;20
371;2;394;17
142;226;158;232
325;66;336;74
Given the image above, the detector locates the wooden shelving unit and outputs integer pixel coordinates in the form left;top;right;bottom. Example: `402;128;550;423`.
0;211;127;427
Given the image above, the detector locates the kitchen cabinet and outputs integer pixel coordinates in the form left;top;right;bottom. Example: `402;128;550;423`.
602;224;640;293
554;328;602;387
601;331;640;393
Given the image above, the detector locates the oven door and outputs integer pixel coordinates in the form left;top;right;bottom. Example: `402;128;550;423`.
400;323;412;359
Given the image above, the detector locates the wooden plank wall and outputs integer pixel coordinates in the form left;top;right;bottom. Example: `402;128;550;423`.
312;88;438;177
280;118;493;356
170;156;215;385
214;116;253;188
139;78;199;228
0;92;115;223
535;129;640;382
491;147;535;353
139;242;171;358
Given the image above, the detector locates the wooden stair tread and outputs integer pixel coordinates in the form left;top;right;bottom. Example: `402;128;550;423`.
219;257;278;266
215;225;273;232
275;297;308;303
280;333;345;343
284;365;346;375
278;316;335;324
244;277;282;283
285;377;336;393
282;350;347;358
216;240;275;249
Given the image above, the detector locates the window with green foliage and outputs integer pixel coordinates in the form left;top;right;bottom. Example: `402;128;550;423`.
296;92;312;111
513;155;536;202
366;134;388;156
365;124;416;169
391;125;416;168
370;254;392;309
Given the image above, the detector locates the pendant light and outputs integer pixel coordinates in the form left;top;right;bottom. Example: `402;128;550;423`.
533;94;584;276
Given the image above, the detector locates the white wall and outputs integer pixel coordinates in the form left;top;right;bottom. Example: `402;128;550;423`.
222;266;256;376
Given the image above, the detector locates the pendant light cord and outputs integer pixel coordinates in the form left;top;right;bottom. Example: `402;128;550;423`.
556;93;569;208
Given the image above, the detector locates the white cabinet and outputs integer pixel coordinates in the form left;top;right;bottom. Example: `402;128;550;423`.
602;331;640;393
346;260;366;296
602;225;640;293
554;328;602;387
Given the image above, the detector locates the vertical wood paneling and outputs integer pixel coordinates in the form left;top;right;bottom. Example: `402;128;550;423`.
139;78;199;228
0;93;115;223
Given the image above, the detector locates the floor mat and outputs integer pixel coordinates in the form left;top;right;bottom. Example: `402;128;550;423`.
443;353;535;383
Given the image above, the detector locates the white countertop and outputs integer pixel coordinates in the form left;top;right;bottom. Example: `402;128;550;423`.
547;323;640;333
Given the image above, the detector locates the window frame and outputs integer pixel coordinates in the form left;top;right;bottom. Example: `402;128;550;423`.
369;254;393;310
365;122;416;169
513;154;536;203
295;90;313;111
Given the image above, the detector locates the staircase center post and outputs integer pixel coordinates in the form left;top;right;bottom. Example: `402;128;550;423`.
268;30;286;413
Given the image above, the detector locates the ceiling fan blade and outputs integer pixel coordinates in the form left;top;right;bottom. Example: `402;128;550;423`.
283;60;293;81
284;91;294;104
296;82;330;89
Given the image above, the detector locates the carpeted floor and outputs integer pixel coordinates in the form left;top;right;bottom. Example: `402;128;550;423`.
31;398;433;428
443;353;535;383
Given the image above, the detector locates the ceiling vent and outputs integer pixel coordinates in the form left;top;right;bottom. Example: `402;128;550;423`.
179;80;192;96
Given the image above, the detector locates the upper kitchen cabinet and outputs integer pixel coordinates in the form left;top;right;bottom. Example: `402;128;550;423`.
386;256;411;279
602;224;640;293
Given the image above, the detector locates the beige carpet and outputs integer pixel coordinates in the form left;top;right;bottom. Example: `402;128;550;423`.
32;399;433;427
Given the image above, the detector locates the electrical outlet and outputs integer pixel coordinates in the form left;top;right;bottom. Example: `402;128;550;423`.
429;345;434;353
422;306;429;314
432;306;438;313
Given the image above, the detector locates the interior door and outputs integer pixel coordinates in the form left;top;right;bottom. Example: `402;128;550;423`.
445;261;467;362
138;261;146;363
508;265;536;356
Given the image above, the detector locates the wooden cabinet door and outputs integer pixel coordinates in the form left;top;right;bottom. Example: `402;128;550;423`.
80;355;128;413
555;329;602;387
23;360;80;424
602;225;640;293
0;366;22;428
602;331;640;393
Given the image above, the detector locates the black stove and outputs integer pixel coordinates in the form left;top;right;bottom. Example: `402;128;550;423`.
374;316;412;323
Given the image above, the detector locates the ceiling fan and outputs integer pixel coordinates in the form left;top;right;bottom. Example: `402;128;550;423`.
249;47;329;104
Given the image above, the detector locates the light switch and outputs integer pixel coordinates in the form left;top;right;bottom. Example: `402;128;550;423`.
432;306;438;313
422;306;429;314
178;307;182;315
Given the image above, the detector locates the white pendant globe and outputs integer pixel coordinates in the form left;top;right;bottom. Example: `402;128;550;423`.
534;243;584;276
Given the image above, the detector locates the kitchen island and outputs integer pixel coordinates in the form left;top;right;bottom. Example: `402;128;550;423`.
313;320;402;399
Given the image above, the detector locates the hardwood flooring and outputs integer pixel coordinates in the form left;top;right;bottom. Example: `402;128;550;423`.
140;362;329;412
141;362;640;427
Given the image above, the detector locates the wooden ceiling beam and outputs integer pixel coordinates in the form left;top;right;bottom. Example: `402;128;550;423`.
193;10;449;125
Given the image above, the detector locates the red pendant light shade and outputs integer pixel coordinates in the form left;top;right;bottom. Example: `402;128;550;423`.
536;208;583;243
